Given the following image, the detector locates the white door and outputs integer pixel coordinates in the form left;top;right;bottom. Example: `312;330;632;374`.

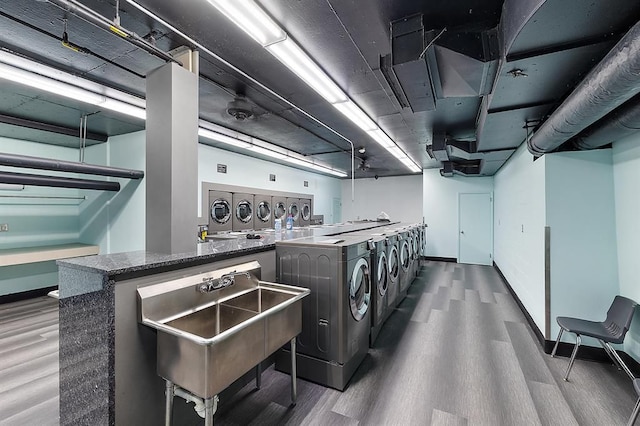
332;197;342;223
458;193;493;265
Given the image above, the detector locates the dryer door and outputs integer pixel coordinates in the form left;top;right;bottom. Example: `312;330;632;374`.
377;250;388;296
400;239;410;272
350;257;371;321
288;202;299;221
274;202;286;220
301;203;311;221
388;246;399;282
236;199;253;223
211;198;231;224
256;200;271;223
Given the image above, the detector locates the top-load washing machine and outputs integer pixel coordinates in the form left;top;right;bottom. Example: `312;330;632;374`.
275;235;372;390
299;198;311;227
286;197;300;226
208;190;233;233
254;195;272;230
351;232;390;346
272;195;287;228
232;193;254;231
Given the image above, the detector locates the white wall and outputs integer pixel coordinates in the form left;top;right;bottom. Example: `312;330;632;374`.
613;133;640;358
494;144;546;332
423;169;493;259
198;143;342;223
545;150;619;342
340;175;422;224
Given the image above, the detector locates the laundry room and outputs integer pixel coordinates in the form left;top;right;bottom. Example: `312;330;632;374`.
2;1;640;425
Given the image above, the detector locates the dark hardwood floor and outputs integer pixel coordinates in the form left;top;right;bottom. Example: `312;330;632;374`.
1;261;637;425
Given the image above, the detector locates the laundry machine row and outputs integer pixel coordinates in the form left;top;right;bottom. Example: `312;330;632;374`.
207;190;313;232
274;235;372;391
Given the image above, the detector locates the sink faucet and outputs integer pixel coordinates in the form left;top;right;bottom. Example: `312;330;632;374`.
197;271;251;293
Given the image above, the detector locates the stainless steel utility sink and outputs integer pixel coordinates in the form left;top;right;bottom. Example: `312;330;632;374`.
137;261;309;399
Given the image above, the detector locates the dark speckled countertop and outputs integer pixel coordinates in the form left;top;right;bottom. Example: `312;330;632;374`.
57;221;400;278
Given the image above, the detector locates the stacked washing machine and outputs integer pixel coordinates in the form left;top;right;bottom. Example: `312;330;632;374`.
208;190;233;233
274;235;372;390
350;232;390;346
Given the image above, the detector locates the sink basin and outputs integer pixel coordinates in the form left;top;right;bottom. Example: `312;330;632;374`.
137;261;309;399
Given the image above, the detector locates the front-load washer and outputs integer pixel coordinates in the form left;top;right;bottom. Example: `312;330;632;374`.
275;235;372;390
396;227;412;303
232;193;254;231
286;197;300;226
351;232;390;346
254;195;272;230
208;190;233;233
272;196;287;228
299;198;311;227
409;225;420;277
370;228;400;312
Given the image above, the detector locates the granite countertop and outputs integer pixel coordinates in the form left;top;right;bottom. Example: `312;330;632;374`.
57;221;401;278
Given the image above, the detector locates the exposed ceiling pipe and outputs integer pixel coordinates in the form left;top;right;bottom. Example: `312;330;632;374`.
46;0;180;66
0;171;120;191
528;21;640;155
572;96;640;150
0;153;144;179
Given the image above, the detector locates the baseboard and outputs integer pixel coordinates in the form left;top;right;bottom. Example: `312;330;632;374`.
0;286;57;304
423;256;457;263
492;262;640;377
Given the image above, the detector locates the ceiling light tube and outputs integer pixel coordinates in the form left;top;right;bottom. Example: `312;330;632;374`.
206;0;286;46
387;145;407;159
266;38;348;104
249;145;287;159
198;127;252;148
333;100;378;132
367;128;395;148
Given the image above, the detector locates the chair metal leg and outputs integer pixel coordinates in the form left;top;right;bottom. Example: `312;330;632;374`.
599;339;624;370
627;398;640;426
564;335;581;381
604;342;636;380
551;328;564;358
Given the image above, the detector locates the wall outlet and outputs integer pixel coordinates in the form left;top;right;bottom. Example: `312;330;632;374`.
0;223;8;232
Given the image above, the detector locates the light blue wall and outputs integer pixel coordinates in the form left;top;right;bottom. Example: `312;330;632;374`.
198;143;342;224
545;150;619;345
612;133;640;358
493;143;546;332
422;168;494;259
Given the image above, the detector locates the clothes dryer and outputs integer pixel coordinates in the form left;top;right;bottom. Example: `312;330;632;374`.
232;193;254;231
299;198;311;227
254;195;272;230
351;232;390;346
286;197;300;225
275;235;371;390
208;190;233;233
272;196;287;228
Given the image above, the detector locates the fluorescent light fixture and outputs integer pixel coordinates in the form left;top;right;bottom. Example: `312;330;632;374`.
0;59;146;120
0;183;25;191
387;145;407;159
206;0;285;46
368;128;395;148
267;38;347;104
198;127;252;148
333;100;377;132
249;145;287;159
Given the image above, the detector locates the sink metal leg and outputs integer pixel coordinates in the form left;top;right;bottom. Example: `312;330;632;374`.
291;337;297;405
204;396;216;426
165;380;175;426
255;364;262;389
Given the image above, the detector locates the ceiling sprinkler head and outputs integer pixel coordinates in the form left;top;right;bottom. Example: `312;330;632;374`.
227;97;254;121
358;146;366;154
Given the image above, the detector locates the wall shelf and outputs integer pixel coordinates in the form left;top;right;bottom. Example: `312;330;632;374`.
0;243;99;267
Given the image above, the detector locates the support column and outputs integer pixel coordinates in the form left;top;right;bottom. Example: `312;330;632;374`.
145;61;198;254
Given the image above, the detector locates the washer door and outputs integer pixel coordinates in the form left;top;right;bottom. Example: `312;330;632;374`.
301;203;311;221
236;200;253;223
388;245;399;282
274;201;286;220
350;257;371;321
400;240;410;272
256;200;271;223
288;202;299;221
377;250;388;297
210;198;231;224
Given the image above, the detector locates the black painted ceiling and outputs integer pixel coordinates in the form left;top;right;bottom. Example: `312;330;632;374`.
0;0;638;177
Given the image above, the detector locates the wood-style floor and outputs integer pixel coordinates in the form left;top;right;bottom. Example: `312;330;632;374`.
1;261;637;425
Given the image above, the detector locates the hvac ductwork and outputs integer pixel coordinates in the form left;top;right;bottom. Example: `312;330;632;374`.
0;153;144;179
572;96;640;150
527;20;640;155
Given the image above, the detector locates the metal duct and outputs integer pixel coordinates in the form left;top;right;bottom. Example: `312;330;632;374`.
46;0;180;65
528;21;640;155
0;113;107;142
0;171;120;191
572;96;640;150
0;153;144;179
